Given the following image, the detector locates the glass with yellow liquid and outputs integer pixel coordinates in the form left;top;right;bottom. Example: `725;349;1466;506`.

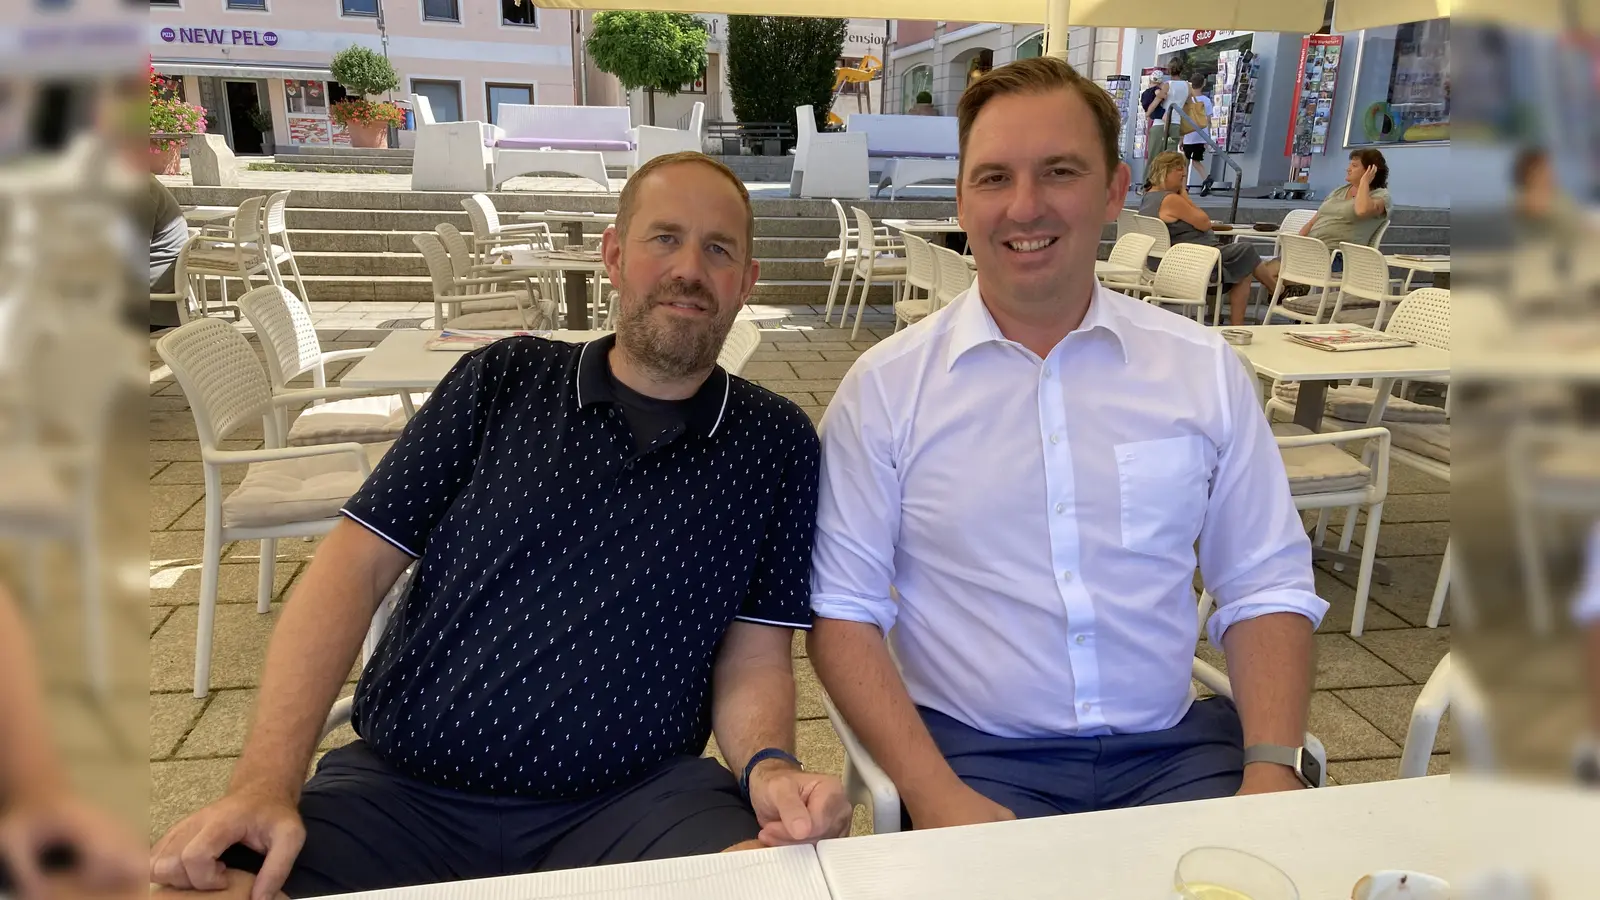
1172;847;1299;900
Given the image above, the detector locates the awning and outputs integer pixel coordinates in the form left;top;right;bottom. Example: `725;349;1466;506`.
151;59;334;80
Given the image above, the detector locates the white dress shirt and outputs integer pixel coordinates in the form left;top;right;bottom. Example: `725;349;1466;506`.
1575;522;1600;626
811;283;1327;740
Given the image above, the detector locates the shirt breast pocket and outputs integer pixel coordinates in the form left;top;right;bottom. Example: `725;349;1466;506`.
1114;436;1211;554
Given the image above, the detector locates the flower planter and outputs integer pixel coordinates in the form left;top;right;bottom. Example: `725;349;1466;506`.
150;139;185;175
345;120;389;149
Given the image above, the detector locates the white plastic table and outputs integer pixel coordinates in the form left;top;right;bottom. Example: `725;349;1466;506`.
317;844;830;900
817;777;1455;900
1387;254;1451;290
339;329;609;391
511;211;619;328
882;217;964;235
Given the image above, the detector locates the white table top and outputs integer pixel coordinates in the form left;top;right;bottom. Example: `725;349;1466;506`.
488;248;609;273
339;329;609;390
883;217;965;234
1222;324;1451;383
1386;254;1451;273
320;844;830;900
181;205;237;224
514;210;618;224
817;777;1454;900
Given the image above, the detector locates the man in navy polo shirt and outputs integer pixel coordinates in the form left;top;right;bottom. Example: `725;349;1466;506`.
150;152;849;900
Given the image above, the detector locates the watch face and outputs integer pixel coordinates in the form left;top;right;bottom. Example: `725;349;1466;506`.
1299;750;1322;787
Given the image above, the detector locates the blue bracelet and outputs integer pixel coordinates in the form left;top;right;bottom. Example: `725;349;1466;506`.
740;747;802;799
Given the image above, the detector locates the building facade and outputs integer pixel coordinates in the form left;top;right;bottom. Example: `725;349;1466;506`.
149;0;577;153
885;21;1125;118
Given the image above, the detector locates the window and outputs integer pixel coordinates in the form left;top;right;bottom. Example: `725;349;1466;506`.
486;83;532;124
422;0;458;22
412;79;462;121
284;80;331;116
502;0;536;26
1345;18;1449;146
1016;31;1044;61
149;0;180;6
341;0;377;15
226;0;266;8
902;64;932;111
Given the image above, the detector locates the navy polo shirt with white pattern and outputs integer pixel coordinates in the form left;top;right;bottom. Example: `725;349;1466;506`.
339;333;819;801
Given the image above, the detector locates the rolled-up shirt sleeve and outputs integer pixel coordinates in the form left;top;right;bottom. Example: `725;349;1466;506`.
1200;347;1329;645
810;363;902;635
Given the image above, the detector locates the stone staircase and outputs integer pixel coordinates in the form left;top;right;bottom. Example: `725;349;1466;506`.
168;184;1450;307
271;147;415;175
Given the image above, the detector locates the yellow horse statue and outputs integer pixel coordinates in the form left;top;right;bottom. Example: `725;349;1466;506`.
826;55;882;128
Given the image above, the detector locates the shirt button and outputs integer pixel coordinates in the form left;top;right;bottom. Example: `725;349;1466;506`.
1054;502;1066;514
1075;634;1086;645
1049;433;1061;445
1060;570;1073;582
1081;702;1092;712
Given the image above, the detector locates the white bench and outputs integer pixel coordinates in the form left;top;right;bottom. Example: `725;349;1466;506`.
489;104;634;190
790;104;869;200
409;93;496;192
848;113;960;199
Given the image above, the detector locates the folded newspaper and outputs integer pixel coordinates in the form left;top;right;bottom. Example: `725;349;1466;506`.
425;329;547;351
1286;329;1417;352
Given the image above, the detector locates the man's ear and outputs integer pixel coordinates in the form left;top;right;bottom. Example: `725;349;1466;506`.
601;224;623;286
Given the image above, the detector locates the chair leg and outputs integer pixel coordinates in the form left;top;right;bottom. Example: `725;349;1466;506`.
282;235;310;303
1338;504;1360;553
195;489;224;698
1426;538;1451;628
838;268;860;328
1350;501;1383;637
257;538;277;614
1313;508;1331;547
851;277;872;340
824;259;846;322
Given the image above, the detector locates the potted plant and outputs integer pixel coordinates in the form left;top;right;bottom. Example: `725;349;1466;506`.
329;45;402;148
147;63;206;174
248;104;275;154
908;90;939;116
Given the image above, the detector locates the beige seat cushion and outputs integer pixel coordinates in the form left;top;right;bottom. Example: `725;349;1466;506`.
222;441;391;529
444;310;531;330
187;242;289;271
288;394;427;447
1282;295;1335;317
894;298;933;323
459;295;523;314
1329;306;1381;327
861;256;907;274
1273;383;1447;424
1387;422;1450;463
1271;423;1372;496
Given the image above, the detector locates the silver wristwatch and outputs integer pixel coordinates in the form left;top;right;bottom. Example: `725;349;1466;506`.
1243;743;1320;788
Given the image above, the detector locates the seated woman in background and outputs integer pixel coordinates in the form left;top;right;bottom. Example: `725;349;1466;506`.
1139;150;1276;326
1264;148;1391;285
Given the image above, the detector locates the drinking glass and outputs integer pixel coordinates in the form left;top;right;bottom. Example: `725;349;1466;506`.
1172;847;1300;900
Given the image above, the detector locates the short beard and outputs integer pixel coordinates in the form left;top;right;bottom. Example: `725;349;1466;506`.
614;279;739;380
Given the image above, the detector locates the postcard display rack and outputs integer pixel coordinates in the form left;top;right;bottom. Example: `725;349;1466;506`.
1279;35;1345;199
1103;75;1133;159
1211;50;1259;154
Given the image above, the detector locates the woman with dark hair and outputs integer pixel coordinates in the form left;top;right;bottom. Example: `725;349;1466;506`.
1263;148;1391;282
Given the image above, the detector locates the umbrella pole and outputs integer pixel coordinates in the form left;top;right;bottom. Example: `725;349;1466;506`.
1044;0;1071;59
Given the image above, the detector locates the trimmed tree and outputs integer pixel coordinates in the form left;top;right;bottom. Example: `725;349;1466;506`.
586;12;707;126
329;45;403;147
728;16;846;143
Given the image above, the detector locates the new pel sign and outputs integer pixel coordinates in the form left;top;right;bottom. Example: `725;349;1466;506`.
160;27;279;47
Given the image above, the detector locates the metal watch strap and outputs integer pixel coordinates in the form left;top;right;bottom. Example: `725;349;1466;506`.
740;748;801;799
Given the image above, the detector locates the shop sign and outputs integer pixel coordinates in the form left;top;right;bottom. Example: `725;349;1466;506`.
159;27;279;47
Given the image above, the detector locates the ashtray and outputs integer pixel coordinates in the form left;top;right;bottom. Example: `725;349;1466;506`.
1221;329;1253;346
1253;223;1279;232
1212;222;1233;231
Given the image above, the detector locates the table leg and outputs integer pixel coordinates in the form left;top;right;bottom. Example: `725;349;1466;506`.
1432;272;1449;290
563;222;590;329
1291;379;1329;432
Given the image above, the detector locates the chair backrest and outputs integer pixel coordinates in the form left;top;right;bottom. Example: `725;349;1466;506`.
795;105;817;165
462;193;501;236
1107;233;1157;271
1116;208;1137;240
850;207;881;256
411;93;436;126
1229;343;1264;406
717;320;762;376
829;198;852;250
262;190;291;237
413;231;458;296
1368;217;1390;250
435;223;475;278
495;104;633;143
901;232;937;294
1131;214;1170;257
231;194;268;243
238;284;324;389
931;244;974;306
1279;208;1316;236
686;101;705;135
845;114;960;157
1276;233;1334;286
1385;288;1450;350
1151;243;1219;301
1336;242;1390;305
156;316;276;449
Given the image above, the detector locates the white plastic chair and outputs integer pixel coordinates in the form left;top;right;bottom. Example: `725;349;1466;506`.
440;223;558;328
157;317;392;697
261;190;309;303
821;654;1329;834
822;198;889;324
150;234;204;325
1268;208;1318;259
893;232;939;332
1096;232;1156;292
1115;208;1138;240
237;284;422;448
1263;233;1343;324
1326;243;1396;328
843;207;907;341
461;193;558;266
413;232;535;330
321;565;414;742
632;100;705;169
186;195;282;319
929;244;974;308
716;320;762;376
1401;653;1494;778
1130;213;1170;281
1139;243;1219;323
1508;423;1600;636
792;104;869;200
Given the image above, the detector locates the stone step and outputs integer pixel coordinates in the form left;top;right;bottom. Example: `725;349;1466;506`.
202;275;893;305
285;251;852;282
281;208;848;237
268;162;415;175
285;228;845;258
276;147;415;160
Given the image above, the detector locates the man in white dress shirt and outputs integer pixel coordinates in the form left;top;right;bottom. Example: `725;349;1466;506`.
809;57;1327;830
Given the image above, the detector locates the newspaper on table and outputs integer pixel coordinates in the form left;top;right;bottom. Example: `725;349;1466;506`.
425;329;547;351
1286;328;1418;352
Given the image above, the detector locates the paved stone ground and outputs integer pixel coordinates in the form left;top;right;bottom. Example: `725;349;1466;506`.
147;304;1453;844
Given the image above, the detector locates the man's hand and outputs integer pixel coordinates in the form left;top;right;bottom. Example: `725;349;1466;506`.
149;788;304;900
1235;763;1307;796
905;782;1015;831
0;791;143;900
746;761;851;846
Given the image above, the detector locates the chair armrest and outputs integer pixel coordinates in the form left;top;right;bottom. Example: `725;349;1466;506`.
1190;658;1233;699
819;690;901;834
1400;653;1451;778
1278;426;1391;499
317;348;374;365
200;441;368;472
269;386;399;408
492;222;556;236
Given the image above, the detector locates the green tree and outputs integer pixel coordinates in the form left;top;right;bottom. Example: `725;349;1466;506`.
728;16;846;143
586;11;706;126
329;45;399;98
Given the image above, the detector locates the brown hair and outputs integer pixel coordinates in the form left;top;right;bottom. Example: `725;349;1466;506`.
616;151;755;257
1349;148;1389;191
956;55;1122;179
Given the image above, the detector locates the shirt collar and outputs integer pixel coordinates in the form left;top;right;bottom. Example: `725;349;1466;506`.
574;333;732;438
945;280;1132;372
